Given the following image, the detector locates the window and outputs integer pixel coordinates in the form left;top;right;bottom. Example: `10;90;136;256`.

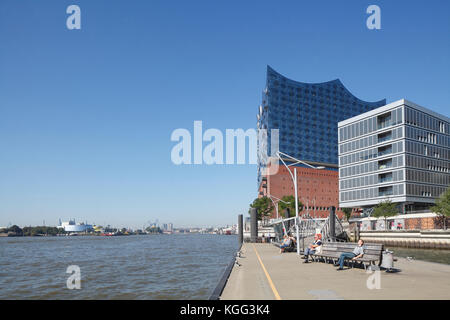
379;186;393;196
377;112;392;129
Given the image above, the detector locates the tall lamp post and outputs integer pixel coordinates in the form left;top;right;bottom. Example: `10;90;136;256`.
268;195;290;237
275;151;325;255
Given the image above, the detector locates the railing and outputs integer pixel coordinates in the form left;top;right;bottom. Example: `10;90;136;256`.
378;149;392;157
377;121;392;130
320;215;345;242
377;135;392;143
362;207;374;217
269;215;347;250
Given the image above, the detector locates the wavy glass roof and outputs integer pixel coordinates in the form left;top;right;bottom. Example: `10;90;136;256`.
257;66;386;187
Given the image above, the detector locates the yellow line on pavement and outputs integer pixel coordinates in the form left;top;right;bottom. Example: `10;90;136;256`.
252;244;281;300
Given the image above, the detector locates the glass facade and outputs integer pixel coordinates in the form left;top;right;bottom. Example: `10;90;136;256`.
338;100;450;212
257;66;386;187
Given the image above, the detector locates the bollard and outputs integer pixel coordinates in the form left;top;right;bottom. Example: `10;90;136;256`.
284;208;290;219
238;214;243;245
329;206;336;241
284;208;291;233
250;208;258;243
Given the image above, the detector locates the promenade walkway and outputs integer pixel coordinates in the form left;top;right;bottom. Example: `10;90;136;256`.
220;243;450;300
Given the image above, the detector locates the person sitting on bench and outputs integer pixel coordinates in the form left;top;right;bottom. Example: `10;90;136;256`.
336;239;365;270
280;234;295;253
303;233;322;263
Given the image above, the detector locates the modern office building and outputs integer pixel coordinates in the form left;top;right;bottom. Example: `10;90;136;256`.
257;66;386;217
338;99;450;214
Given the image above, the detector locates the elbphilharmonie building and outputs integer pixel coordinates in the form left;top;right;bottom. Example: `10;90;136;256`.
257;66;385;217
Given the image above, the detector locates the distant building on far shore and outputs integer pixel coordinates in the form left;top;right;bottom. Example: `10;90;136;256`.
57;219;93;233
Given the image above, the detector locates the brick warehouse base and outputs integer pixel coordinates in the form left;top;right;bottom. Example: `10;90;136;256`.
259;164;343;219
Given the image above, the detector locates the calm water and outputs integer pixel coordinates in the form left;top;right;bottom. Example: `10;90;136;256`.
387;246;450;265
0;234;238;299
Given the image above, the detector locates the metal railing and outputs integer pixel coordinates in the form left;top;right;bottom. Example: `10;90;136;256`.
269;215;346;251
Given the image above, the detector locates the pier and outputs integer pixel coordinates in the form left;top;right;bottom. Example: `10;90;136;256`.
220;243;450;300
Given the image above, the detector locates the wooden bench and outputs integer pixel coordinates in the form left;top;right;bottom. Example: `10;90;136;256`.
312;242;383;270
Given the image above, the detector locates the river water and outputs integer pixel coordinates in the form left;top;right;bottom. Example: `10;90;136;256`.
0;234;238;299
386;246;450;265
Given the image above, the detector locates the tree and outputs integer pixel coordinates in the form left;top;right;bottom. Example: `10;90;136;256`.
431;187;450;230
372;200;398;230
278;195;303;217
145;226;162;234
342;208;353;221
249;197;274;220
6;225;23;236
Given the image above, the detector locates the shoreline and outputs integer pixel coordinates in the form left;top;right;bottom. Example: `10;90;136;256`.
209;243;242;300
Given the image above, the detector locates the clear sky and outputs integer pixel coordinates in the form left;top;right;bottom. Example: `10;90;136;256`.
0;0;449;229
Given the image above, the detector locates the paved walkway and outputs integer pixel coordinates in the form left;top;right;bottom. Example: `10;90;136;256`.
220;243;450;300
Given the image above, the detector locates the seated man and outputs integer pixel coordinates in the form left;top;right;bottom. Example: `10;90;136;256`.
303;233;322;263
279;234;295;253
335;239;365;270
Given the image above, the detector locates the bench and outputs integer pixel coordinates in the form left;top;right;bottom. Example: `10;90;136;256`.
311;242;383;270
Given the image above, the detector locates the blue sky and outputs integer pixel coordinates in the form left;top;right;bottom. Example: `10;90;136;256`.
0;0;449;228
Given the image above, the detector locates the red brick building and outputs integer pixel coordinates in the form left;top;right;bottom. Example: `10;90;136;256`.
258;163;343;219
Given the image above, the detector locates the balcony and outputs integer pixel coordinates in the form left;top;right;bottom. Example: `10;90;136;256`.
377;131;392;143
379;186;393;197
378;145;392;157
377;112;392;130
378;158;393;170
377;121;393;130
378;172;393;183
379;177;393;183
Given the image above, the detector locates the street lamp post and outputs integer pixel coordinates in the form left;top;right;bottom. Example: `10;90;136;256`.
268;195;290;237
275;151;325;255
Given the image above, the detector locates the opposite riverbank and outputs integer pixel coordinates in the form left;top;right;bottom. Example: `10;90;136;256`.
220;243;450;300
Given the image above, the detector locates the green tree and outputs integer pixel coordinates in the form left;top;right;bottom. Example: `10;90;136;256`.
249;197;274;220
372;200;398;230
145;226;162;234
342;208;353;221
7;225;23;236
431;187;450;230
278;195;303;217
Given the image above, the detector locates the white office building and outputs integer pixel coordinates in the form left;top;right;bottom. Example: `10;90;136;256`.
57;219;93;233
338;99;450;214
